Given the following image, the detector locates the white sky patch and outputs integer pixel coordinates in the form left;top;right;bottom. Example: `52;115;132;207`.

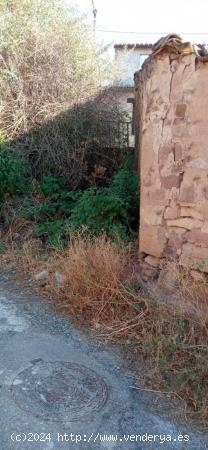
71;0;208;49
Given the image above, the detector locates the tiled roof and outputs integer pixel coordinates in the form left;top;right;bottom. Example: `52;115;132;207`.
114;43;153;49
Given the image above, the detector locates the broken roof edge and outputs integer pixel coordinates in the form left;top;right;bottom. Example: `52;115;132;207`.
152;34;208;61
114;34;208;62
114;43;153;50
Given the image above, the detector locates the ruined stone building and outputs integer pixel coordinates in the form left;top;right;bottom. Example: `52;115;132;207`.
135;35;208;281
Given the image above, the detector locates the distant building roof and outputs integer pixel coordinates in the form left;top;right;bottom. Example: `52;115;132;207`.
114;43;153;50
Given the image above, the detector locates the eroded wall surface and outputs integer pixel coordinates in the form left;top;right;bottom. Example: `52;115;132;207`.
135;53;208;279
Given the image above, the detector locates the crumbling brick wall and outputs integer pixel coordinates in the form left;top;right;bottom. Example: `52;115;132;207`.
135;52;208;280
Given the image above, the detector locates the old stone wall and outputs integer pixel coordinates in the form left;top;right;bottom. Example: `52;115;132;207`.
135;53;208;281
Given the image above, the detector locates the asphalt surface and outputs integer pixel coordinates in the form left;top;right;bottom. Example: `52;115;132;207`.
0;274;207;450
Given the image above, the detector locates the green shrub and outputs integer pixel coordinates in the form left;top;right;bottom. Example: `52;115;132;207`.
70;167;139;239
34;219;70;248
109;167;139;220
21;164;139;244
0;241;7;252
70;188;128;239
0;137;28;200
21;174;80;247
39;175;67;198
22;175;81;222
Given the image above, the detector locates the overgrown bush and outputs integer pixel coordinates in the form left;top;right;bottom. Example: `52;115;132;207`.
70;188;128;239
34;219;71;248
11;93;129;182
21;161;139;244
0;0;136;242
0;0;126;182
70;167;138;239
0;0;115;139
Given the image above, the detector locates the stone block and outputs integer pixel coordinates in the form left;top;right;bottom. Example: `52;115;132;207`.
166;218;202;230
185;230;208;246
169;227;187;235
164;206;179;220
34;270;49;287
139;224;167;258
179;185;195;204
180;207;203;220
34;270;48;282
144;255;161;267
54;271;65;286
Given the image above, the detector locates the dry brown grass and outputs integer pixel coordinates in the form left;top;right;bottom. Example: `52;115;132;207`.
0;235;207;429
41;234;143;330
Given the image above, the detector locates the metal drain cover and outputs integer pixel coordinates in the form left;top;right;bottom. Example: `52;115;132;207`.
11;361;108;421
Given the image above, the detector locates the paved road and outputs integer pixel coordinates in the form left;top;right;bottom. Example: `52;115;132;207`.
0;274;207;450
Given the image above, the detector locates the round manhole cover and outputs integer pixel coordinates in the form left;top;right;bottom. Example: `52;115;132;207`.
11;361;108;421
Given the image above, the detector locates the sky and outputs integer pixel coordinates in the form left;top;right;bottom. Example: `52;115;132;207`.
72;0;208;51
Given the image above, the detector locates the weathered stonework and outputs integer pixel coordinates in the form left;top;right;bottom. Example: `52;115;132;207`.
135;51;208;279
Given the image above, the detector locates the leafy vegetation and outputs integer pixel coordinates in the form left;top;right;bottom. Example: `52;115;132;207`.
0;135;28;200
0;242;7;252
0;0;135;246
20;160;139;245
70;167;138;239
34;219;71;248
